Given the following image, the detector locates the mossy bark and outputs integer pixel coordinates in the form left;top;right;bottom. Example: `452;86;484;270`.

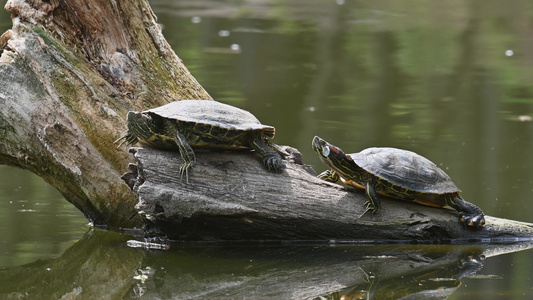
0;0;211;229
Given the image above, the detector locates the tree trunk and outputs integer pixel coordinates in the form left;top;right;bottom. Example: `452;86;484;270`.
127;146;533;241
0;0;211;229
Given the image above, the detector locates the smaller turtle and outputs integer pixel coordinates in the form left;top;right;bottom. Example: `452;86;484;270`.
312;136;485;228
115;100;286;181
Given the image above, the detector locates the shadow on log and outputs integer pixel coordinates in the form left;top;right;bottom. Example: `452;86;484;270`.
123;146;533;242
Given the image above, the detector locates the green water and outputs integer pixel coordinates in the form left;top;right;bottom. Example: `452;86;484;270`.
0;165;88;268
2;0;533;298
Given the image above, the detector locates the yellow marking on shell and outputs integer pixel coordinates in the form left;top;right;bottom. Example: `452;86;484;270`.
412;199;445;208
341;176;448;207
187;141;250;150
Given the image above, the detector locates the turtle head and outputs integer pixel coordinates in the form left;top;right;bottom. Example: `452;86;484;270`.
125;111;160;144
312;136;355;171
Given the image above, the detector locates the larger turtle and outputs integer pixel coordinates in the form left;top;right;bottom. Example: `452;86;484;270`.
312;136;485;228
116;100;286;180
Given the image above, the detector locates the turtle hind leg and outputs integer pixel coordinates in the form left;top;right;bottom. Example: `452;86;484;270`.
250;136;286;173
446;195;485;228
174;131;196;183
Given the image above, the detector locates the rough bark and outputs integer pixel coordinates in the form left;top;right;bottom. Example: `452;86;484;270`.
127;146;533;242
0;0;211;229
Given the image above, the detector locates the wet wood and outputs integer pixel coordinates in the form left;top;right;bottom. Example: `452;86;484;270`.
127;146;533;241
0;0;211;229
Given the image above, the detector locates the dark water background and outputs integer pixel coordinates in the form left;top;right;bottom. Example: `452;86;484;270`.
1;0;533;298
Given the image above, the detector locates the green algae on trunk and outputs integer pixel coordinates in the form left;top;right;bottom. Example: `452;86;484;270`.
0;0;211;229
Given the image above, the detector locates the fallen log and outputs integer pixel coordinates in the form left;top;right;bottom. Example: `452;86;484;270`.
124;146;533;241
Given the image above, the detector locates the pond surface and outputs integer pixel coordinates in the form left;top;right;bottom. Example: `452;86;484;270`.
2;0;533;298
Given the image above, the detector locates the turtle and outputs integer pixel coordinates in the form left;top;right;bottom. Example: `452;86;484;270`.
115;100;286;181
312;136;485;228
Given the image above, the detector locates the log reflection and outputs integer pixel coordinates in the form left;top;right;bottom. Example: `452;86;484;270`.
1;231;532;299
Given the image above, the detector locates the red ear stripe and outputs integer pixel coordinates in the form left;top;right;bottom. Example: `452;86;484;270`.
329;145;340;154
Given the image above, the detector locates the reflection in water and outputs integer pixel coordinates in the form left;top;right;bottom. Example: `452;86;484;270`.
0;166;88;268
2;230;532;299
324;252;484;300
0;230;142;299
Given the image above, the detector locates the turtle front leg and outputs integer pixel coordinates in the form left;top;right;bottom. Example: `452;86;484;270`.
445;195;485;228
317;170;340;183
364;179;381;215
250;137;286;173
174;131;196;182
113;131;138;148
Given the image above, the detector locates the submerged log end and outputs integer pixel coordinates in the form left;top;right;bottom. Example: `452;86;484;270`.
120;146;533;242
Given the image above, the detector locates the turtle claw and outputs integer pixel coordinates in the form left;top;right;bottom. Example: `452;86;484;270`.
357;206;372;219
357;201;380;219
179;161;195;183
363;201;380;215
114;132;138;148
459;213;485;228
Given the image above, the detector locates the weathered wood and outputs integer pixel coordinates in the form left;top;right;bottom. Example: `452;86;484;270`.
127;146;533;241
0;0;211;229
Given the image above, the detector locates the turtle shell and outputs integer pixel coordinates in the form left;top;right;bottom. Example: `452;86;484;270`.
146;100;274;136
350;147;460;194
